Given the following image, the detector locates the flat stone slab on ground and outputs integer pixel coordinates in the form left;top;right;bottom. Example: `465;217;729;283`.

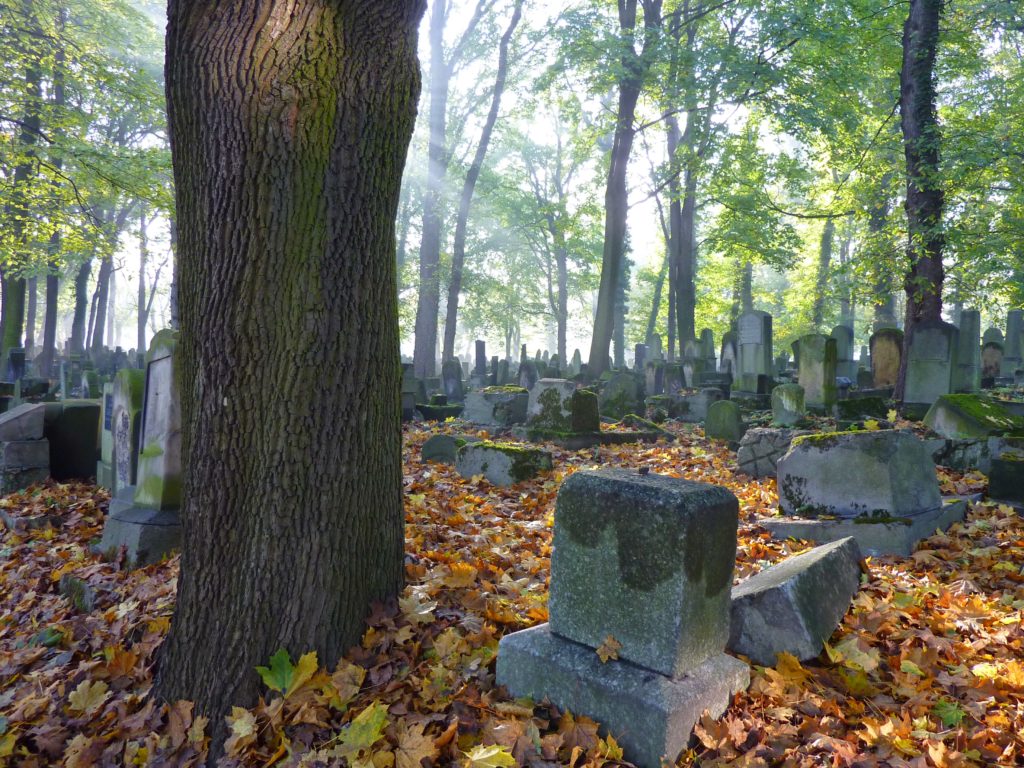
420;434;481;464
510;427;664;450
497;624;749;768
924;394;1024;439
729;537;862;665
758;499;968;557
0;403;45;442
462;387;529;426
736;428;811;479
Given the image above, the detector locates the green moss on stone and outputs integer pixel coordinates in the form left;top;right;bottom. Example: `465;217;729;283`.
483;385;528;394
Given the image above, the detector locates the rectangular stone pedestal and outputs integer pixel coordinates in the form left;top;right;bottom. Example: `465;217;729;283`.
497;624;749;768
758;499;968;557
99;485;181;566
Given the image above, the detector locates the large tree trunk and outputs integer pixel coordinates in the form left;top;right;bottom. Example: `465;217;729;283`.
156;0;424;758
412;0;450;377
70;260;92;354
895;0;945;401
588;0;662;375
443;0;522;361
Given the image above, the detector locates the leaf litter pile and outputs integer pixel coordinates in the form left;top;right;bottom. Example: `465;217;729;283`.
1;421;1021;767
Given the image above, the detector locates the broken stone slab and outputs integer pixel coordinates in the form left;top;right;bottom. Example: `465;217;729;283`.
420;434;481;464
0;439;50;469
550;469;738;678
777;430;941;519
923;394;1024;439
497;624;749;768
736;428;811;479
599;372;643;420
455;441;553;486
527;379;577;431
0;403;45;442
462;387;529;426
728;538;862;665
759;498;968;557
98;486;182;567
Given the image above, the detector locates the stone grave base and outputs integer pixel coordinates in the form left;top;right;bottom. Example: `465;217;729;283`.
729;392;770;409
510;427;664;450
0;465;49;495
497;624;749;768
96;459;113;491
99;486;181;566
757;499;969;557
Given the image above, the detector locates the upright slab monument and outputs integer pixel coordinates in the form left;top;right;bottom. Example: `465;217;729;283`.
736;311;772;393
904;320;957;414
952;309;980;393
830;325;856;380
869;328;903;389
1003;310;1023;377
797;334;837;410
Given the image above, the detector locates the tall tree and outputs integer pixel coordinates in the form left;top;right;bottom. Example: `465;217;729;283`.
442;0;523;361
588;0;662;376
155;0;424;756
896;0;945;400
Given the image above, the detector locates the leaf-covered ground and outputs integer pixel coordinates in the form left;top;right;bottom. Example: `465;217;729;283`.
1;422;1020;767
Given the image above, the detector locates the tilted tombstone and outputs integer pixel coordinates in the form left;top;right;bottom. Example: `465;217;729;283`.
699;329;716;370
646;333;663;361
569;349;582;376
645;359;665;396
952;309;981;393
100;330;182;567
869;328;903;389
798;333;837;410
830;325;856;380
497;358;510;385
736;311;772;392
489;355;499;386
982;327;1003;346
634;343;648;374
474;340;487;378
497;470;748;768
518;360;539;391
904;320;957;411
1003;310;1023;376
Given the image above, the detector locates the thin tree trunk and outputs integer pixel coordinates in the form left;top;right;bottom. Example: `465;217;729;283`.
42;260;58;376
106;266;116;348
588;0;663;375
443;1;521;361
139;210;149;352
90;256;112;352
70;259;92;354
895;0;945;401
869;174;897;329
413;0;450;377
812;216;835;329
156;2;424;760
25;277;36;350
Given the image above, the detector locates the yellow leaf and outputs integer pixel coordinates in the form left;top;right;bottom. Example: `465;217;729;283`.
463;744;516;768
287;650;319;698
330;660;367;710
68;679;109;715
395;721;438;768
887;409;898;422
596;635;622;663
444;563;478;589
224;707;257;757
831;635;880;673
863;419;880;431
0;731;15;757
971;661;999;680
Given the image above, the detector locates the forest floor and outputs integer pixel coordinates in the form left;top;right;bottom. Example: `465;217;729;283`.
0;422;1021;768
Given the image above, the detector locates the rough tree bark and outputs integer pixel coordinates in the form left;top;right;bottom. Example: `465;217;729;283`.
138;209;149;352
895;0;945;401
869;173;898;329
588;0;663;375
70;260;92;354
811;215;835;330
25;277;36;350
155;0;424;758
442;0;522;361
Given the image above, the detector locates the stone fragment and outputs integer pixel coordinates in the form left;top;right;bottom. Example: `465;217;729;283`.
736;428;811;479
923;394;1024;439
797;334;837;410
462;386;529;426
549;469;738;677
0;403;44;442
728;538;862;665
421;434;480;464
527;379;576;431
599;373;642;419
455;441;552;485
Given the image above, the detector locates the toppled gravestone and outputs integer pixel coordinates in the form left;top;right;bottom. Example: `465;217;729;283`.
420;434;481;464
462;386;529;426
455;441;552;486
705;400;746;443
763;430;967;556
736;428;812;479
728;537;862;665
923;394;1024;439
497;469;749;768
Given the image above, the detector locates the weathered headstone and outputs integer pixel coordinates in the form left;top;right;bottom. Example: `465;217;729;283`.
645;359;665;396
797;334;837;410
1003;310;1023;376
0;403;48;493
869;328;903;389
100;330;182;567
518;359;538;391
110;369;145;493
952;309;981;393
97;382;115;490
441;359;465;403
719;331;738;376
736;311;772;392
736;427;811;479
981;342;1003;385
497;470;748;768
455;441;553;485
569;349;583;377
904;320;957;411
705;400;745;443
526;379;576;431
771;383;805;427
982;327;1003;345
830;325;856;380
923;394;1024;439
699;329;716;370
462;386;529;426
634;343;648;374
646;333;663;361
599;372;642;419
